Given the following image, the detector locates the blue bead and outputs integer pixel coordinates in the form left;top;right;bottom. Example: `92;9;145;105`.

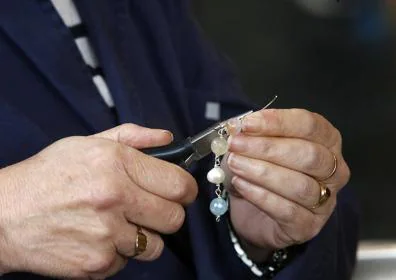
210;197;228;217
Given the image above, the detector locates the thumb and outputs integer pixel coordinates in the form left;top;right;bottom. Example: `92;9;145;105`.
93;123;173;149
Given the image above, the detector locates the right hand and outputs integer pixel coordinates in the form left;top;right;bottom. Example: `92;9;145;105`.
0;124;198;279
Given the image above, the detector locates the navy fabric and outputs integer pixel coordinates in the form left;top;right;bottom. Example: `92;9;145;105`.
0;0;358;279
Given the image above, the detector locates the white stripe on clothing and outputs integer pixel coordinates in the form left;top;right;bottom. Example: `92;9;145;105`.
51;0;115;108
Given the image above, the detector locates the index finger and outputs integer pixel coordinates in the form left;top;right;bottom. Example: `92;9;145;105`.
242;109;341;148
121;147;198;205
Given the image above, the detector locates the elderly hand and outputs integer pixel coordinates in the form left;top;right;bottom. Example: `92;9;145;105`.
226;109;350;260
0;124;197;279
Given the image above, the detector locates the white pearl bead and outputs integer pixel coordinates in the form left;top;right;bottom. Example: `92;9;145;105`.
211;137;228;156
207;167;225;184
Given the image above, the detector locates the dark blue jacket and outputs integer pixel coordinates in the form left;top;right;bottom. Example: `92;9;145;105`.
0;1;358;279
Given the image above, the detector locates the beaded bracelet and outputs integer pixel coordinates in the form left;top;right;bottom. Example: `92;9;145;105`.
228;224;299;279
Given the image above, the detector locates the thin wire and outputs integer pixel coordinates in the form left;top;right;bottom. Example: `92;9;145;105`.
263;95;278;109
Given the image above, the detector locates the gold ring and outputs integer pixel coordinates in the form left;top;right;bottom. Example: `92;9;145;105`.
311;182;331;209
134;226;147;257
319;153;337;182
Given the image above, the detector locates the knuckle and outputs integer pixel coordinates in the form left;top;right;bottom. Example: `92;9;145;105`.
296;178;317;203
94;187;124;209
53;136;84;150
305;119;318;139
86;177;124;209
291;108;309;118
171;177;189;201
121;243;136;258
326;124;342;148
116;124;138;142
98;224;114;242
280;203;299;223
304;217;325;241
344;164;351;183
118;123;135;132
333;127;342;144
339;160;351;186
302;145;324;171
84;252;116;273
165;205;186;233
254;162;268;178
257;188;271;205
299;110;317;138
88;143;121;171
170;170;197;203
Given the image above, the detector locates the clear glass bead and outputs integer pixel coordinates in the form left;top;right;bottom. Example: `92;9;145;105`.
210;197;228;216
207;167;225;184
211;137;228;156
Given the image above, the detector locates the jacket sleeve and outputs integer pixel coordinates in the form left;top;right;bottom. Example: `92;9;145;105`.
163;1;359;279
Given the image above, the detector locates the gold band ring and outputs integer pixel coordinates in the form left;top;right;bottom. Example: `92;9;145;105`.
133;226;148;257
311;182;331;209
319;153;337;182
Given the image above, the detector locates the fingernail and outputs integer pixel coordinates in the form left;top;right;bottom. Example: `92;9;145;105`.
243;116;261;132
227;135;233;149
227;177;243;197
227;118;243;135
228;136;246;153
231;176;238;186
162;130;174;141
227;152;236;168
231;176;249;191
227;153;249;171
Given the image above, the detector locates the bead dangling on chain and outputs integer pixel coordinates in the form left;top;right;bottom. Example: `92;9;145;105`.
207;127;229;222
206;96;278;222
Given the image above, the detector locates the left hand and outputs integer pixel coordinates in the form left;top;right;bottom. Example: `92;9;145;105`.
225;108;350;259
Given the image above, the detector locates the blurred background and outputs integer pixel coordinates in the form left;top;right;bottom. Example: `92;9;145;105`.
193;0;396;278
